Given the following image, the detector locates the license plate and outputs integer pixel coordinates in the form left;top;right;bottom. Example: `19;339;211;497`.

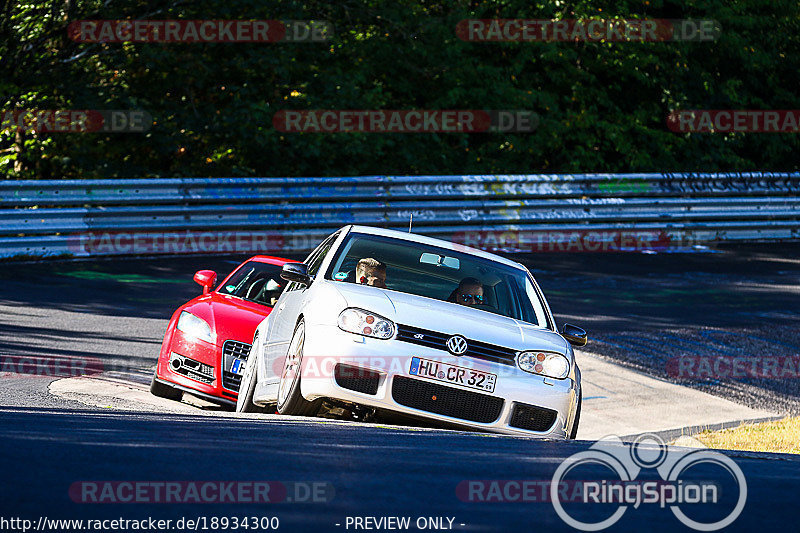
228;358;246;376
409;357;496;393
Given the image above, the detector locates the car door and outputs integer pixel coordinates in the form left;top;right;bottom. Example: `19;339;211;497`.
263;232;340;374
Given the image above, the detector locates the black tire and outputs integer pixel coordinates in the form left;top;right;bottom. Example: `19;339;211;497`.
150;374;183;402
276;320;322;417
236;334;269;413
569;390;582;440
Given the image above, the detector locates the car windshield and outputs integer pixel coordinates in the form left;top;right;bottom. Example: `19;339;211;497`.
325;233;549;327
217;261;286;307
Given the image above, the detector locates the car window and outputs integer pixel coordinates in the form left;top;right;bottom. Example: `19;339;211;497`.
284;232;339;293
306;232;339;278
524;277;549;327
217;261;286;307
325;233;549;327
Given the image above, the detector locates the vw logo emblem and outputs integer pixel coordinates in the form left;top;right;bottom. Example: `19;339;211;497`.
446;335;468;355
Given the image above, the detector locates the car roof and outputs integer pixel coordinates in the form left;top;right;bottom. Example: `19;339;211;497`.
247;255;298;265
345;225;526;271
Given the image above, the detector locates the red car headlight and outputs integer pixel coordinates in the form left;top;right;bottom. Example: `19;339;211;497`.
176;311;215;344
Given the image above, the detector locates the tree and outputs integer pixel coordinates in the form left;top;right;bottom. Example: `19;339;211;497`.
1;0;799;179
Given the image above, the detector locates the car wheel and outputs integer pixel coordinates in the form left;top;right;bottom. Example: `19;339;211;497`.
569;390;582;440
236;333;268;413
276;319;322;417
150;373;183;402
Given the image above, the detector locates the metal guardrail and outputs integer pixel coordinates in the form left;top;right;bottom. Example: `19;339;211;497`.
1;173;798;258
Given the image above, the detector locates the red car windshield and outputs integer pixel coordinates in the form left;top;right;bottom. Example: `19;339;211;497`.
217;261;286;306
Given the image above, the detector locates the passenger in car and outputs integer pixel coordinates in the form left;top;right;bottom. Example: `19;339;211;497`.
448;277;484;306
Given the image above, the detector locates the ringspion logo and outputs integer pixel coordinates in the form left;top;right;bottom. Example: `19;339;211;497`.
551;434;746;530
273;110;538;133
68;20;331;43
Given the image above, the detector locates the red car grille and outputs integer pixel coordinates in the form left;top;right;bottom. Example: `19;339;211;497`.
221;340;251;392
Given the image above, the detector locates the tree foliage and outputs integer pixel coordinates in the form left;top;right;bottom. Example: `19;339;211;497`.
1;0;799;178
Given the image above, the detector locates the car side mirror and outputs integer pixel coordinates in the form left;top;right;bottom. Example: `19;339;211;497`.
193;270;217;294
281;263;311;286
562;323;588;347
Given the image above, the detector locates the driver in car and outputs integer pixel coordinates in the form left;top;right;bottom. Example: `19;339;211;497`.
449;277;484;306
355;257;387;288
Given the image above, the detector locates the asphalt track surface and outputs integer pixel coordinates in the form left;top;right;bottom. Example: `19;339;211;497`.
0;245;799;531
1;406;799;532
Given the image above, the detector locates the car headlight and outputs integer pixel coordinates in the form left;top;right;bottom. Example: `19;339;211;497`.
176;311;215;344
517;350;570;379
337;308;395;339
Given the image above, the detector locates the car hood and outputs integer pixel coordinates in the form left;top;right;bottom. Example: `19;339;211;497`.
183;292;272;346
329;281;567;354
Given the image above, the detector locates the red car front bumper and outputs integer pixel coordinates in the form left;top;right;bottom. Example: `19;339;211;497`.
155;327;246;407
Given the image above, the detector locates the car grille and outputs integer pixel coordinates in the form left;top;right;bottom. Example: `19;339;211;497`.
221;340;251;393
395;324;517;366
509;402;558;432
391;376;504;423
334;364;380;395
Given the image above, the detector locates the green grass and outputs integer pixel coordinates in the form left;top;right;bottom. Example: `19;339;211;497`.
695;417;800;454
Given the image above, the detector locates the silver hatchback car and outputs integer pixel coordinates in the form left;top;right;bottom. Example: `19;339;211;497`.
237;225;586;439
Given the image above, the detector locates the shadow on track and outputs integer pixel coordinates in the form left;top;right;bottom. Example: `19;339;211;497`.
0;406;797;532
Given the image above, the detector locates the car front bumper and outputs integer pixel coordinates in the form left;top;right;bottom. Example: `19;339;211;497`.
298;324;580;439
156;328;242;406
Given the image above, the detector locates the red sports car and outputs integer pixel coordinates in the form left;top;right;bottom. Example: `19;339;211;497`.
150;255;296;408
